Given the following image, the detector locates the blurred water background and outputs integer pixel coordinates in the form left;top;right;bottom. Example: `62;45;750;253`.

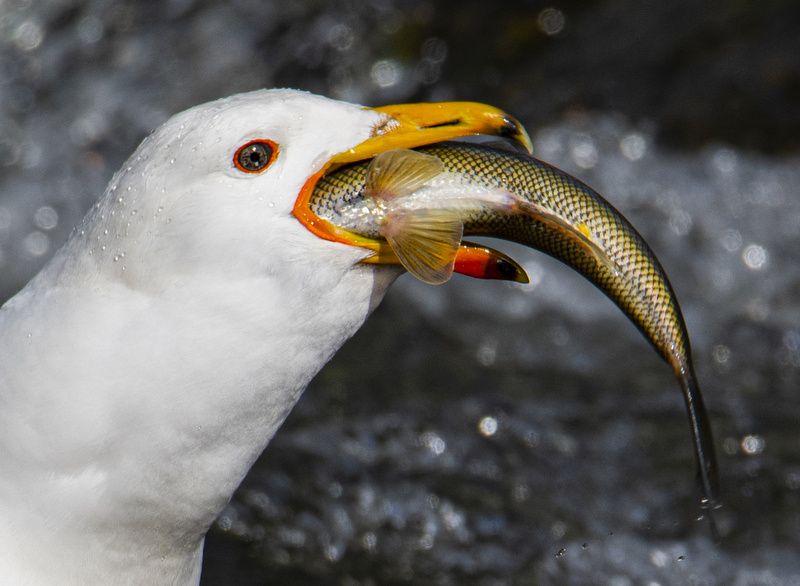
1;1;799;584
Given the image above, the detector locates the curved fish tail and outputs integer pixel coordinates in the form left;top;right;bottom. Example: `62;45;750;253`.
675;355;721;540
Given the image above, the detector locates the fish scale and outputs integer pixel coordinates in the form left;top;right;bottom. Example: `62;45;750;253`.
312;143;681;360
310;141;720;530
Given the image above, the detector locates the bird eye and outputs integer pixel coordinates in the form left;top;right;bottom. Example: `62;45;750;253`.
234;140;278;173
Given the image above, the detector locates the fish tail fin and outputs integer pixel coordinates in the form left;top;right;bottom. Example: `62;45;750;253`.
365;149;444;201
384;208;463;284
675;355;722;541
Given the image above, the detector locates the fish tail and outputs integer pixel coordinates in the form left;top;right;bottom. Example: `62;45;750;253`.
675;353;722;540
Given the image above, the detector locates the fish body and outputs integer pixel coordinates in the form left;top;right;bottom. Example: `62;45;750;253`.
310;142;720;529
311;143;687;369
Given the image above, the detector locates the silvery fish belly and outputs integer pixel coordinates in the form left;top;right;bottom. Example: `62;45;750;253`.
309;141;720;532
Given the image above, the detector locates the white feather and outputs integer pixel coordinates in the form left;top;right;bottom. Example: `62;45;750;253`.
0;89;401;585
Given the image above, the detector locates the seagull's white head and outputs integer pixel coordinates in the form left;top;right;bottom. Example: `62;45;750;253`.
52;90;390;294
0;89;529;585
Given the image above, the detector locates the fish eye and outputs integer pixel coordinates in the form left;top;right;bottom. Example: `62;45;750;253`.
234;140;278;173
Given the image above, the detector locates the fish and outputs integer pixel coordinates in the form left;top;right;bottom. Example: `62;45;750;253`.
309;141;721;536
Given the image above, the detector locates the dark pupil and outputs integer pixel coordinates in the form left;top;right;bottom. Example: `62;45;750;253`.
242;143;270;170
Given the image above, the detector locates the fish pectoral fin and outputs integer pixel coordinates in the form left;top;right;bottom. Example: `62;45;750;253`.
365;149;445;201
384;208;464;285
518;200;619;274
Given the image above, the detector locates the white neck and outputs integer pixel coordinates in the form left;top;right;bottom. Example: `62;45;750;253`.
0;229;399;584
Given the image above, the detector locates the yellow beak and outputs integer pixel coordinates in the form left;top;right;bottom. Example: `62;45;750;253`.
335;101;531;163
292;101;532;282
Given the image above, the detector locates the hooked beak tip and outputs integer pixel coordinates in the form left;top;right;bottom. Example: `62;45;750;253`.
498;115;532;153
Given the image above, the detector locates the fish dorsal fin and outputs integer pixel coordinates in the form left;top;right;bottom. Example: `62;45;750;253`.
383;208;463;284
365;149;445;201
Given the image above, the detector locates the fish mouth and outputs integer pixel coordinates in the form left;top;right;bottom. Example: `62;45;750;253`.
292;101;532;283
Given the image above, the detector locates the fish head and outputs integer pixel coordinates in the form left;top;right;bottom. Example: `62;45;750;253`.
292;100;532;283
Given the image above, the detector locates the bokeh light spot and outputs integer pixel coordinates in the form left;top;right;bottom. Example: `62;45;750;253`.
741;435;765;455
23;231;49;257
478;416;498;437
537;8;565;36
34;206;58;231
742;244;768;270
13;20;44;52
620;133;647;160
571;138;598;169
371;59;401;88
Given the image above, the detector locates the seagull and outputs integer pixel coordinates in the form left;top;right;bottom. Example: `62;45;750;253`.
0;89;533;585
